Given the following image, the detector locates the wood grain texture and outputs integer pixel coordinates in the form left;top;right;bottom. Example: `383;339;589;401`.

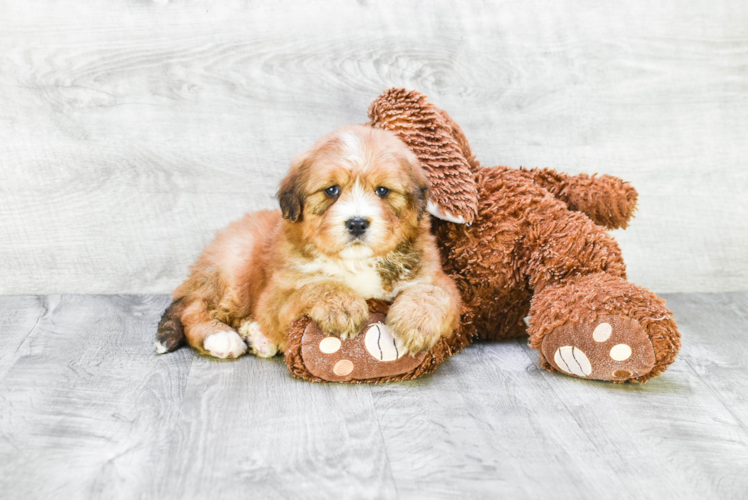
369;344;632;499
0;296;47;382
0;295;194;499
1;293;748;499
158;358;397;499
663;293;748;431
0;0;746;294
518;340;748;499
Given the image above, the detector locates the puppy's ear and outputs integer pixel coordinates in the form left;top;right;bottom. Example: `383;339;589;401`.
406;154;431;220
277;155;307;222
278;187;303;222
413;182;430;220
415;183;430;220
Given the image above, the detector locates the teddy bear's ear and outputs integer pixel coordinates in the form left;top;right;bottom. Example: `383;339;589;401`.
368;88;479;224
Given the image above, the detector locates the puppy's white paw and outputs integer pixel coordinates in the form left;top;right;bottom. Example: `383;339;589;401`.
203;330;247;359
238;320;279;358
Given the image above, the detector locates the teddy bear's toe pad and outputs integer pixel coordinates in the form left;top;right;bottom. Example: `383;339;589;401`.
541;315;655;382
300;312;427;382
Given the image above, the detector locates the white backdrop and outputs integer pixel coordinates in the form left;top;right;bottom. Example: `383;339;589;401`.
1;0;746;294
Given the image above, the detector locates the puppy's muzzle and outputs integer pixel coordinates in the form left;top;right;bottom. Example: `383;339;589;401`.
345;217;370;238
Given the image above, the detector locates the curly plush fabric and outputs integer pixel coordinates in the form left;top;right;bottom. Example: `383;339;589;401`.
286;88;680;384
519;168;639;230
368;88;479;224
429;165;630;342
528;273;680;382
366;88;680;383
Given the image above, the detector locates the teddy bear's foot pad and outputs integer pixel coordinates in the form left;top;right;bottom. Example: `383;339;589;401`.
540;315;656;382
301;312;427;382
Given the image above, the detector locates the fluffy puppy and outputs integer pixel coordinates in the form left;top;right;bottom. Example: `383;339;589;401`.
156;124;462;360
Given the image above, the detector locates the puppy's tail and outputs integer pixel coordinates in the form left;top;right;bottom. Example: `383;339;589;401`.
155;298;187;354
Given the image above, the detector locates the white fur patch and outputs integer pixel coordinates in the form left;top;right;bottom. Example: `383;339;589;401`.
339;245;374;260
154;341;167;354
203;330;248;359
238;320;279;358
427;200;466;224
333;182;383;223
342;264;385;299
296;254;389;300
338;132;365;165
325;181;388;266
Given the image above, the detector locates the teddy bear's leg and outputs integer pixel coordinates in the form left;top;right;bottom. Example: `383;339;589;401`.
527;273;680;382
495;178;681;382
518;204;681;383
518;168;638;230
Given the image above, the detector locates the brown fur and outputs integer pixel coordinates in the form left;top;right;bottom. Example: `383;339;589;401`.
366;88;681;383
518;167;638;230
367;89;479;223
159;124;461;357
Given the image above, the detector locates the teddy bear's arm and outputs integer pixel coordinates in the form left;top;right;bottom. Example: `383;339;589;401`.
520;167;638;229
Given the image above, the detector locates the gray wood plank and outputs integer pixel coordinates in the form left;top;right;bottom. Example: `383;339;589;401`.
158;356;397;500
662;293;748;429
1;293;748;499
0;0;746;294
0;296;47;382
515;293;748;500
0;295;193;500
370;292;748;499
369;342;634;499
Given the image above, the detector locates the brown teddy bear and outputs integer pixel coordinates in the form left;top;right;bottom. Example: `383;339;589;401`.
285;88;680;384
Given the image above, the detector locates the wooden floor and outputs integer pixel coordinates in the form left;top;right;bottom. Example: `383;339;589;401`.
0;293;746;499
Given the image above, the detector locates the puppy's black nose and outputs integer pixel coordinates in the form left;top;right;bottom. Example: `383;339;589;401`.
346;217;370;237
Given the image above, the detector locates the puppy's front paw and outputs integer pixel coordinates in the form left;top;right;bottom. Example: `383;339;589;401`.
309;294;369;340
386;315;447;355
203;330;248;359
386;288;458;354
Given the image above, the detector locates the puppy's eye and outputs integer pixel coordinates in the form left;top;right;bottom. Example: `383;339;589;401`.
324;185;340;198
375;186;390;198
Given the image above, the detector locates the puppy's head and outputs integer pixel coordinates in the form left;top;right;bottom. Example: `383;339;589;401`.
278;124;429;260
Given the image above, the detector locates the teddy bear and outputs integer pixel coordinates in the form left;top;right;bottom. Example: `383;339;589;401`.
284;88;681;384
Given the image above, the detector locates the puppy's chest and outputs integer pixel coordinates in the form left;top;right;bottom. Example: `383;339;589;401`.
342;266;388;300
298;258;396;300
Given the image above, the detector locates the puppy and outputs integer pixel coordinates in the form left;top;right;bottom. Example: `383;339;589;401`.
156;124;462;360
